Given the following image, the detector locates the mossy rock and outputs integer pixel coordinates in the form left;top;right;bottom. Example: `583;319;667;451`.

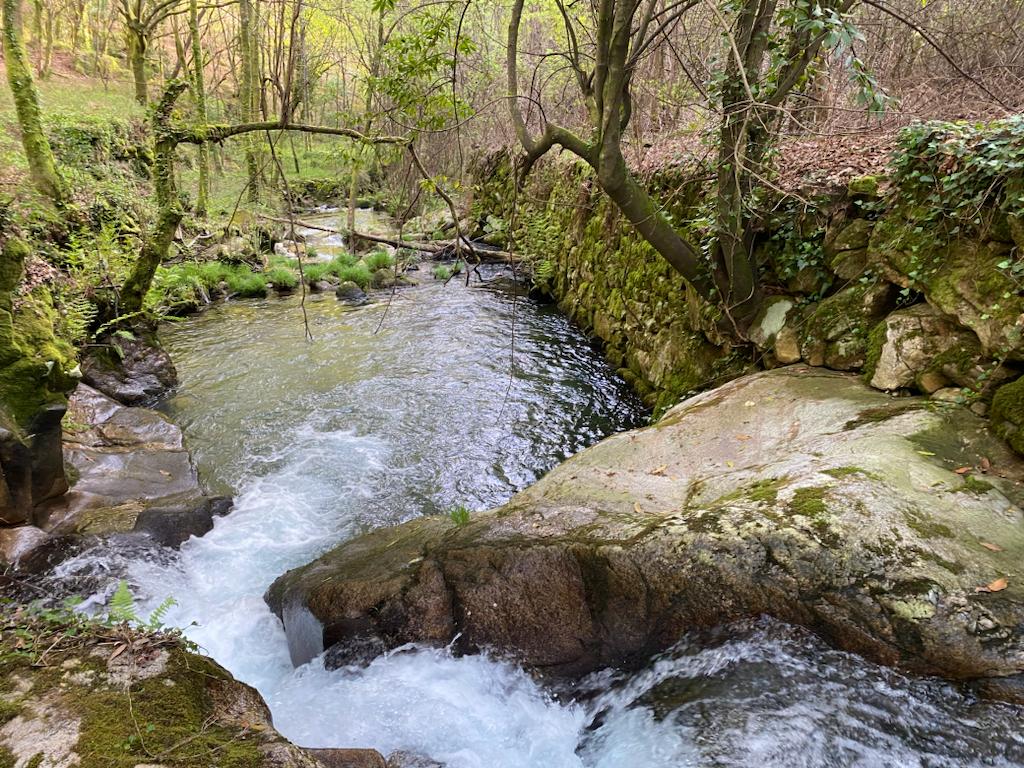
992;376;1024;455
0;618;323;767
268;367;1024;700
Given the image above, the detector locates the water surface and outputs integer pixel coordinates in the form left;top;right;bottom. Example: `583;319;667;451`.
55;271;1024;767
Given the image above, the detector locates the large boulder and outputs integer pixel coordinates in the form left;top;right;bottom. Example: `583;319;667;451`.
37;384;208;535
267;367;1024;699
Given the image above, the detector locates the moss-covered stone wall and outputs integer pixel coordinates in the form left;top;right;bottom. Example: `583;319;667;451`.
470;119;1024;446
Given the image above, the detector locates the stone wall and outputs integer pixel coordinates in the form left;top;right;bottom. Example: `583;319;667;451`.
469;147;1024;450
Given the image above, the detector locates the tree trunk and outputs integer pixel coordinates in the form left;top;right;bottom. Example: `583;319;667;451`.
189;0;209;217
1;0;64;203
239;0;260;202
127;26;148;105
120;84;188;315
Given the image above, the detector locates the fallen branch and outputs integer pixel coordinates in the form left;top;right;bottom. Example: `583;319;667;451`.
255;214;518;264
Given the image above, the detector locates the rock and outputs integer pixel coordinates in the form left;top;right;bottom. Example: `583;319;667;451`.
866;304;983;391
773;326;802;364
799;282;897;371
266;367;1024;699
917;370;951;394
0;525;76;573
0;612;324;767
748;297;794;349
306;748;387;768
868;219;1024;359
386;752;444;768
37;385;206;535
993;376;1024;455
81;330;177;405
931;387;964;403
0;399;69;527
335;281;369;305
133;496;233;548
310;280;336;293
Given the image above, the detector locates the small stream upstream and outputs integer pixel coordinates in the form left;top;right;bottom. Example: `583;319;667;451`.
48;214;1024;767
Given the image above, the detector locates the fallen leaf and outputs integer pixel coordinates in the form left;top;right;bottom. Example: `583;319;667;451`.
980;457;991;472
159;470;171;477
743;400;756;407
726;461;735;468
606;471;617;477
650;465;668;476
916;450;936;457
109;643;128;661
980;542;1004;552
954;466;971;474
976;577;1008;593
633;502;643;514
736;434;752;441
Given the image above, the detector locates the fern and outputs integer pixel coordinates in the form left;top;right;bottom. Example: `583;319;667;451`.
106;580;138;624
146;597;178;630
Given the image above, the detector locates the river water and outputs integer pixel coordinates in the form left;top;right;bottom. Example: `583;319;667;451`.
54;263;1024;766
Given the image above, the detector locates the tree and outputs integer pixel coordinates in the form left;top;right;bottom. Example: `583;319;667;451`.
2;0;66;203
507;0;868;326
189;0;209;217
116;0;185;105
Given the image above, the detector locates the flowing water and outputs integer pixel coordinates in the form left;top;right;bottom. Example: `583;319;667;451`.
51;254;1024;766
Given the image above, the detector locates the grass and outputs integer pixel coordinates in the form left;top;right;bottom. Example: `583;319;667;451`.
334;262;372;288
363;249;394;271
265;266;298;290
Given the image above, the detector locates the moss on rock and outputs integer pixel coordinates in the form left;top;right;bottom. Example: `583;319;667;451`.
992;376;1024;455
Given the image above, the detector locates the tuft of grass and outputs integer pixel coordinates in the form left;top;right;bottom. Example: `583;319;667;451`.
448;504;471;526
334;262;372;288
363;249;394;271
302;263;332;284
265;266;298;290
432;264;452;280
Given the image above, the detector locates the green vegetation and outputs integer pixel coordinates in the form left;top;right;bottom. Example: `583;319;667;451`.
448;504;471;526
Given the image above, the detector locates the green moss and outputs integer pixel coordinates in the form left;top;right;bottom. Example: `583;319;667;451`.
904;508;955;538
788;486;828;518
746;478;783;505
861;319;889;382
822;466;867;479
956;475;995;495
70;649;265;768
991;376;1024;456
0;698;21;725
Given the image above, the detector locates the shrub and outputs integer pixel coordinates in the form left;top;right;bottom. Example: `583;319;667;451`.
302;263;331;284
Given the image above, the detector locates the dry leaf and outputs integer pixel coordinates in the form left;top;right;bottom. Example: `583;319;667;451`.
736;434;752;441
954;466;971;475
650;465;667;476
980;457;991;472
159;470;171;477
743;401;756;407
109;643;128;661
725;460;735;468
976;577;1008;593
980;542;1004;552
633;502;643;514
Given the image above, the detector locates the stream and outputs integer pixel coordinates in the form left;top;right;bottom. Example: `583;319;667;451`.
49;224;1024;766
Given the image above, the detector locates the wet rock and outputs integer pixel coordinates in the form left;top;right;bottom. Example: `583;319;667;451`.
133;496;233;548
386;751;445;768
336;281;369;305
267;367;1024;699
310;280;336;293
81;330;178;405
306;748;387;768
0;524;77;573
37;385;205;535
